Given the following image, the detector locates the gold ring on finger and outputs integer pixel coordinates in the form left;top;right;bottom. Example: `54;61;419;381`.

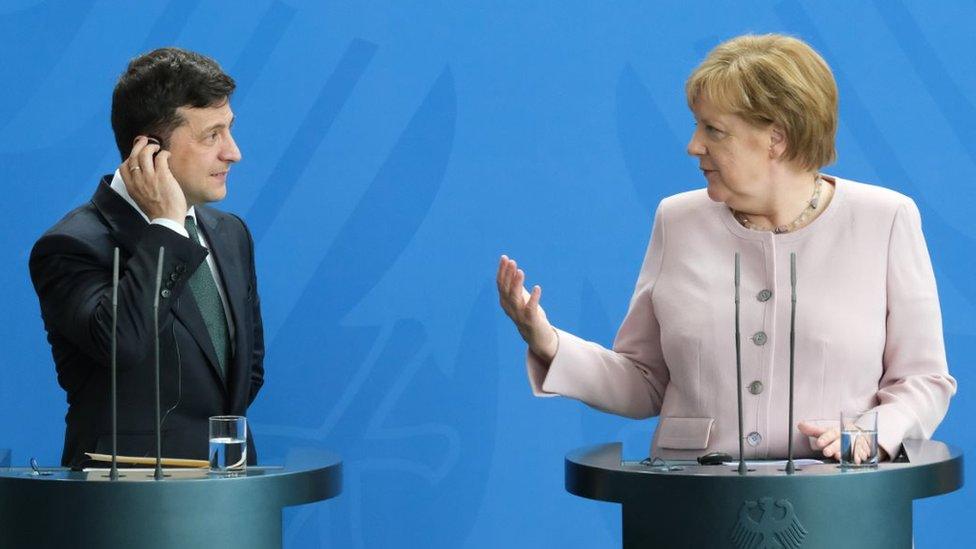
130;164;142;172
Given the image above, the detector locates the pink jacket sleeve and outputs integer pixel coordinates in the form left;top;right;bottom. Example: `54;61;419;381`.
526;204;670;419
875;199;957;457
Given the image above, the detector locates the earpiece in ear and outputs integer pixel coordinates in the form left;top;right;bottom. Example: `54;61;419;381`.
146;135;164;160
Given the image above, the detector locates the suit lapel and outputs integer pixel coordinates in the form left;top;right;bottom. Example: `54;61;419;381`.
92;179;228;393
91;177;145;255
195;207;247;401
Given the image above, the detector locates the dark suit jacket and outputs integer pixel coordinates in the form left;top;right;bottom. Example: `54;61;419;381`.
29;176;265;467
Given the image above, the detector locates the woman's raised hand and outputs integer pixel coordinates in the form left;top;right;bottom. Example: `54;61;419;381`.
496;255;558;364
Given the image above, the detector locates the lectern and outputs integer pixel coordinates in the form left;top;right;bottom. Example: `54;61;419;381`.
0;454;341;549
565;440;961;548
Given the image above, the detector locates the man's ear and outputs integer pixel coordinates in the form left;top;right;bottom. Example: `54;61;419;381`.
769;125;788;160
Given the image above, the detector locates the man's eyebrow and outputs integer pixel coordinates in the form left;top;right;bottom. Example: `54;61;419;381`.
200;116;234;134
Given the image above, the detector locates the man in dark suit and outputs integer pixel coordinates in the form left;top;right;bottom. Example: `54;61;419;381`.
29;48;264;467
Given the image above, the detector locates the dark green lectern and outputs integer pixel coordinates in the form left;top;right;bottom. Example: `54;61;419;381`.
0;454;341;549
565;440;961;548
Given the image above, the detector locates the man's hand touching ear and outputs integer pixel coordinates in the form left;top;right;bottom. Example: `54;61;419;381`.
120;135;186;223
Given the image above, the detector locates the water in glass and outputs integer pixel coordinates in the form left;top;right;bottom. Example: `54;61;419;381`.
209;436;247;473
840;428;878;468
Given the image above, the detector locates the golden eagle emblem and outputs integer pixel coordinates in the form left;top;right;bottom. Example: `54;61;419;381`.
731;496;807;549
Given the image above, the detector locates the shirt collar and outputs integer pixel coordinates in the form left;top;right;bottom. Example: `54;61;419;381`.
109;169;197;224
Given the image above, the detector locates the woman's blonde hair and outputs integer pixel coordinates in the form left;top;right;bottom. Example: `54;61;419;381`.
686;34;838;170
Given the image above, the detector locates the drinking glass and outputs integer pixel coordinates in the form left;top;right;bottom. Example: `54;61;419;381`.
209;416;247;474
840;410;878;468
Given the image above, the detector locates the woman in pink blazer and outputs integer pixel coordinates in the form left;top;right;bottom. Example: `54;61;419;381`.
497;34;956;462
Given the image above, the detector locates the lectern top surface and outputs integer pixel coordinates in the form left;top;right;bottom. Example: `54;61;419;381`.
0;453;341;484
0;455;343;509
570;439;958;478
565;440;962;503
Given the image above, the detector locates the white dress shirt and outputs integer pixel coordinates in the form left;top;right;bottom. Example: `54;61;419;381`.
109;170;236;347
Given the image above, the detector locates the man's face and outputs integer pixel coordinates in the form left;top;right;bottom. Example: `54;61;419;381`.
165;101;241;206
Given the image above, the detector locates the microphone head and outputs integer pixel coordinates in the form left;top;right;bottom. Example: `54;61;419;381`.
112;248;119;307
734;252;740;282
790;252;796;301
153;246;165;309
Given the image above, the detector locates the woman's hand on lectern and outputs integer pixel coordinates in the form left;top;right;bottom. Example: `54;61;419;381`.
798;421;888;463
496;255;559;364
798;421;843;461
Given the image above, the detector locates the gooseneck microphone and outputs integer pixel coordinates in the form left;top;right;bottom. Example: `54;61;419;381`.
786;252;798;475
153;247;165;481
734;253;746;475
110;248;120;481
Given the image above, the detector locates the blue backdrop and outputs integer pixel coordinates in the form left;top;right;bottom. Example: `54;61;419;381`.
1;1;972;547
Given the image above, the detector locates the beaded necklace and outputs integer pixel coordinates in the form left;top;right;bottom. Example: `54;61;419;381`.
733;174;823;234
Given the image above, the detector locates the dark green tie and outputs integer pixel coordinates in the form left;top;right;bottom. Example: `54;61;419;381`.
185;216;231;376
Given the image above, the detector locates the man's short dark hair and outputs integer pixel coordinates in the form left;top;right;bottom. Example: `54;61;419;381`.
111;47;235;159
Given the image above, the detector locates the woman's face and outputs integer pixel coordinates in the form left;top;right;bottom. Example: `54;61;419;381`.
686;97;778;209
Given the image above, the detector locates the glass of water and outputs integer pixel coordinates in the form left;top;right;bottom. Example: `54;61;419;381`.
840;410;878;468
209;416;247;475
